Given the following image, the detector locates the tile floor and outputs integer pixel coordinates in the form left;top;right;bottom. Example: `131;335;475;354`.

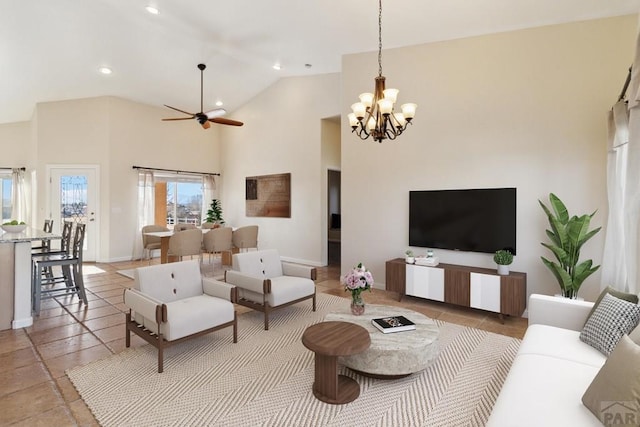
0;259;528;426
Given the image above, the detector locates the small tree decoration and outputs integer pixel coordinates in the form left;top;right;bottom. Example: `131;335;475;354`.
205;199;225;225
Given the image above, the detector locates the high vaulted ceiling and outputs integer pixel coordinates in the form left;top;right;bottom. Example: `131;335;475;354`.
1;0;638;125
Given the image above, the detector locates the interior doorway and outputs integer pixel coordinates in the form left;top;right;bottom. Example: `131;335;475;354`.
327;169;341;266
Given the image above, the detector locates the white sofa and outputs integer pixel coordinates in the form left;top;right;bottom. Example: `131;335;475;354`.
487;293;605;426
124;260;237;373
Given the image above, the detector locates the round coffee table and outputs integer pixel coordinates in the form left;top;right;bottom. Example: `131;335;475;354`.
324;304;439;378
302;321;371;404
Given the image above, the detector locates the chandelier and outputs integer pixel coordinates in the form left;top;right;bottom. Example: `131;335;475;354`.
348;0;417;143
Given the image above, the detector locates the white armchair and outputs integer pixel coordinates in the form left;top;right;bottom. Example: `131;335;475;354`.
124;260;237;373
224;249;316;330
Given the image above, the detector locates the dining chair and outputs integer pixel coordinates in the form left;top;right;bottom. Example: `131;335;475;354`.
202;227;232;272
232;225;259;252
168;228;203;263
174;223;196;232
141;224;169;263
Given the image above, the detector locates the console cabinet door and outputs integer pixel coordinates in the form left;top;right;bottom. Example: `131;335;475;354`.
406;265;444;301
470;272;501;313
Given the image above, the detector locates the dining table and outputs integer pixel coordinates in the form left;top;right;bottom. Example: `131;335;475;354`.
0;227;61;330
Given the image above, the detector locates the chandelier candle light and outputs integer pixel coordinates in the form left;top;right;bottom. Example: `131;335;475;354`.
348;0;417;143
342;263;374;315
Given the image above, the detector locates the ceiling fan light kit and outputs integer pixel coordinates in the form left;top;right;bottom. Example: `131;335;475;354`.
162;63;244;129
348;0;417;143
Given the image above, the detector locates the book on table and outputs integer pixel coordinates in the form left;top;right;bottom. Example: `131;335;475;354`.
371;315;416;333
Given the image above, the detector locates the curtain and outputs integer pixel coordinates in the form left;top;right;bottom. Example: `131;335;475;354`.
607;27;640;294
10;168;28;223
201;175;216;223
132;171;155;260
601;102;629;290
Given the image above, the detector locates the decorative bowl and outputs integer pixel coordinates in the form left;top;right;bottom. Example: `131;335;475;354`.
1;224;27;233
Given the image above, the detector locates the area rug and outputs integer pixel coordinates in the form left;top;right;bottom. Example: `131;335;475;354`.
67;294;520;427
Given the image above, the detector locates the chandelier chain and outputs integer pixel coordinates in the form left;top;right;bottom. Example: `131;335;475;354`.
378;0;383;77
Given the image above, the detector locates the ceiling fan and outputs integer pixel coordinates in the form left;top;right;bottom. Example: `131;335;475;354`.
162;63;244;129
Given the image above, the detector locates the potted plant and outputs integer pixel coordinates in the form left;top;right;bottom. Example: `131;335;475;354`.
539;193;601;299
493;249;513;275
205;199;225;225
405;250;415;264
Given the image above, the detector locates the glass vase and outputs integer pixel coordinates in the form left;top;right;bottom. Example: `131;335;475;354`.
350;292;365;316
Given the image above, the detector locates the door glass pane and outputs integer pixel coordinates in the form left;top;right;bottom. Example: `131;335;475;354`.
60;175;88;226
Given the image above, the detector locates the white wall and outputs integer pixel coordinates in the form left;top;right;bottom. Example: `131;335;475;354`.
0;121;31;167
341;15;637;301
220;73;341;265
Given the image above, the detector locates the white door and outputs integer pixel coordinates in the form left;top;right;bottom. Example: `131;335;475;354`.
48;166;99;262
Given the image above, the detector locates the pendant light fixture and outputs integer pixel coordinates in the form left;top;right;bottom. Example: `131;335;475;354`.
348;0;417;143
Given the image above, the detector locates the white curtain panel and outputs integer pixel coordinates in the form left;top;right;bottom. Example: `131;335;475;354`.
601;103;629;290
10;168;28;223
618;28;640;294
132;170;155;260
201;175;216;222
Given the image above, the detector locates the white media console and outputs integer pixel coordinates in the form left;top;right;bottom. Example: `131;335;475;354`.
385;258;526;319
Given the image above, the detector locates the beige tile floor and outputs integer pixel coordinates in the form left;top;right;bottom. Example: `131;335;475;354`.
0;258;528;426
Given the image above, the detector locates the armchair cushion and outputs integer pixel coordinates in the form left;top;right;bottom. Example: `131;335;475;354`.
164;295;234;341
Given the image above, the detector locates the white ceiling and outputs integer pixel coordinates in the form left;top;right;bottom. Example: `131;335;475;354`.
1;0;638;125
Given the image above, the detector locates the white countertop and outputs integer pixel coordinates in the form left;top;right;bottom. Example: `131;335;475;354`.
0;227;61;243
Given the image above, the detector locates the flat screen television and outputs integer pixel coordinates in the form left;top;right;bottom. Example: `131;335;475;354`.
409;188;516;255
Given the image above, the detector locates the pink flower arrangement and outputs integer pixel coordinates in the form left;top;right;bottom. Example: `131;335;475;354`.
342;263;374;297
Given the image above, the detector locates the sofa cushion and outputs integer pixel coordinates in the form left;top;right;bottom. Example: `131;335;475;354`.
487;353;602;427
518;324;606;368
163;295;234;341
585;286;639;325
582;335;640;425
580;293;640;356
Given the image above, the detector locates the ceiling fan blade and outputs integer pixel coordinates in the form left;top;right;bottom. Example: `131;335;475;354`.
204;108;226;119
201;120;211;130
210;117;244;127
162;117;194;121
164;104;195;117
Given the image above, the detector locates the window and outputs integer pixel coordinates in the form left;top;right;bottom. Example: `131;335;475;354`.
154;175;203;227
0;174;12;222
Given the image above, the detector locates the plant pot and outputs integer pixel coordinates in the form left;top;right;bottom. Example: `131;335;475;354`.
405;256;415;264
497;264;510;275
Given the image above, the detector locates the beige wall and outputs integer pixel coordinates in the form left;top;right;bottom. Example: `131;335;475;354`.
0;121;31;167
341;15;637;301
220;73;341;265
0;96;221;262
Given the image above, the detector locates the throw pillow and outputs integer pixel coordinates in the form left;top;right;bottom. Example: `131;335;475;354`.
582;335;640;425
579;293;640;356
584;286;639;326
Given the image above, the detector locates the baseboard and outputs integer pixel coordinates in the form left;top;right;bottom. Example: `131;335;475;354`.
280;256;324;267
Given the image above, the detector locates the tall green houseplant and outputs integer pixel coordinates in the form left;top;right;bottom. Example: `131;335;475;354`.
539;193;601;299
205;199;225;225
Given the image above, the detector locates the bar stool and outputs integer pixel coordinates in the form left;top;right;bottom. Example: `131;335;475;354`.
32;221;72;282
31;219;54;251
32;223;88;315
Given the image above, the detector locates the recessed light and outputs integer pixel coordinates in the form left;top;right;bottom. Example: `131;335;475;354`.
305;64;312;69
98;67;112;75
215;101;223;107
145;6;159;15
272;63;281;71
